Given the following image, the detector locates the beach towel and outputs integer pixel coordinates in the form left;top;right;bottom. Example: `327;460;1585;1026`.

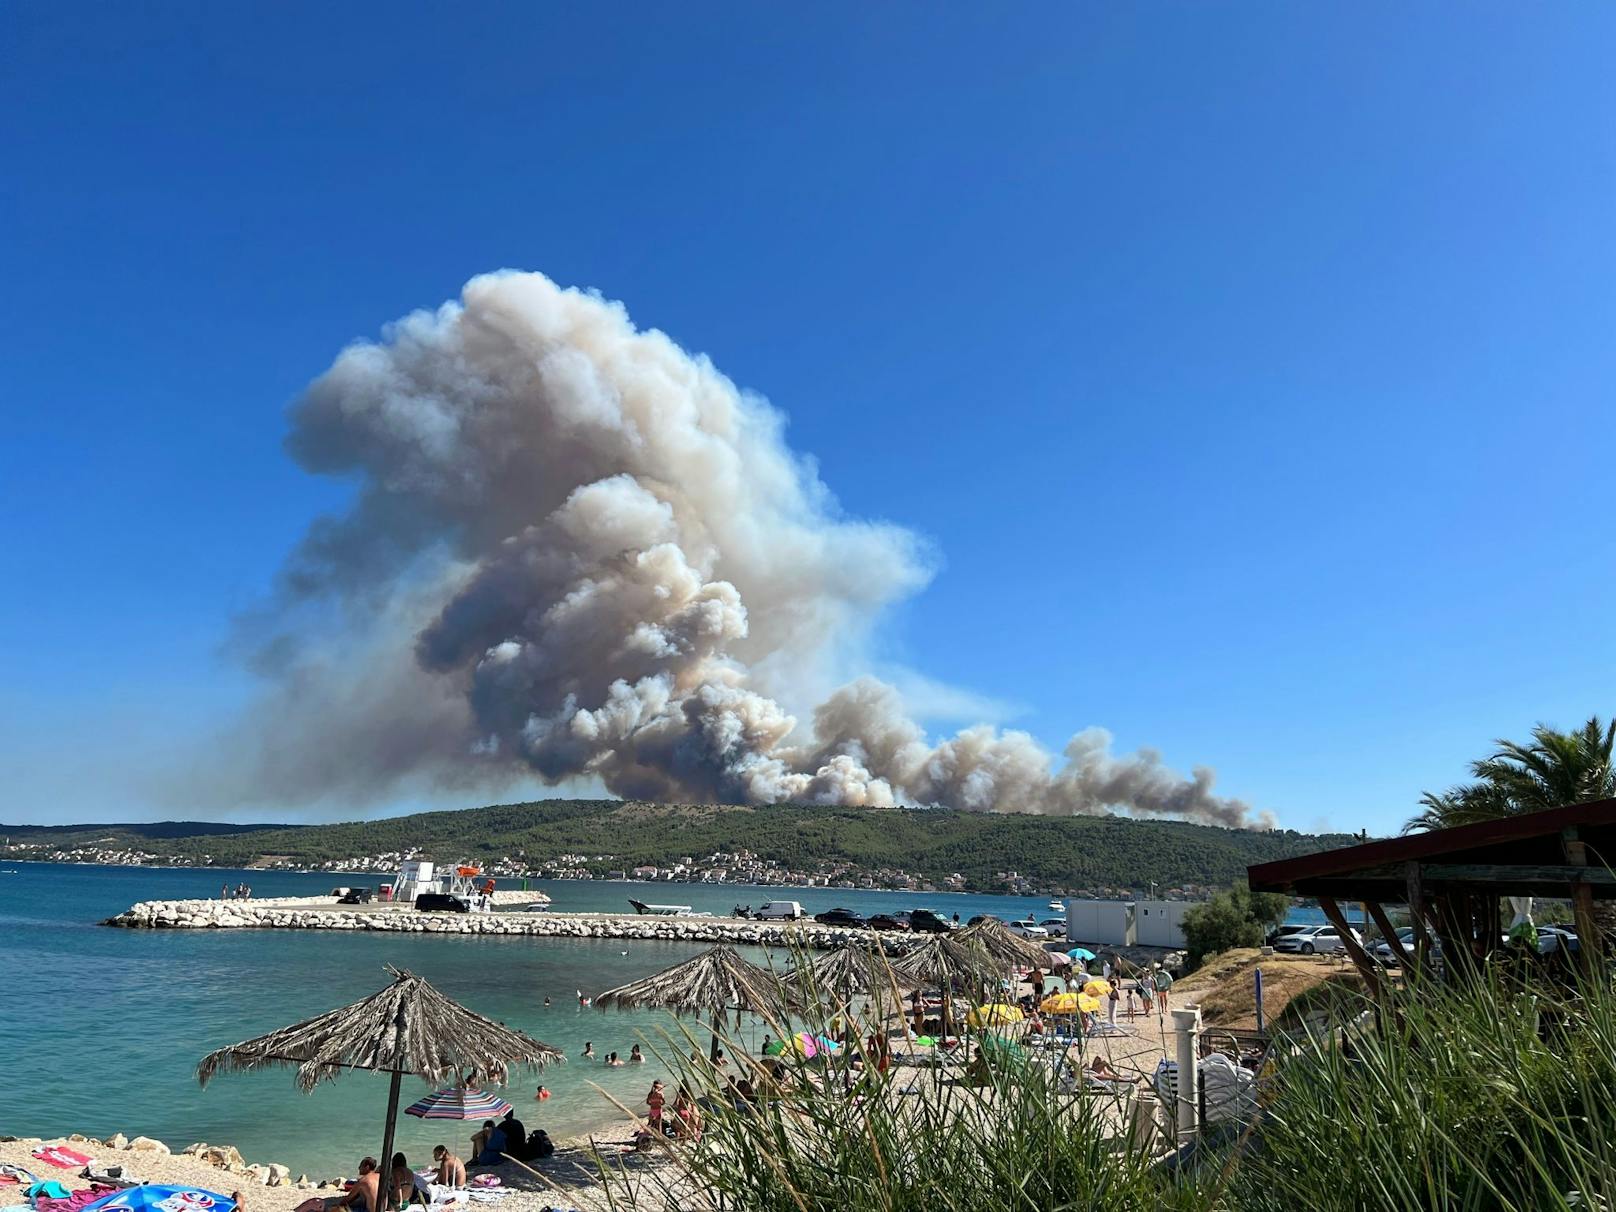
35;1184;117;1212
23;1181;71;1201
30;1149;91;1171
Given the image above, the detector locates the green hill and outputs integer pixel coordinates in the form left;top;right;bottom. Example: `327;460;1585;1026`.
2;800;1356;892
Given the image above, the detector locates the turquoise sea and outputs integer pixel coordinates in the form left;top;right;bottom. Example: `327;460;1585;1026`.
0;861;1067;1176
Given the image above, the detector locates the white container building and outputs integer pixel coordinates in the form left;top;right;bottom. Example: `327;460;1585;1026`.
1064;898;1192;949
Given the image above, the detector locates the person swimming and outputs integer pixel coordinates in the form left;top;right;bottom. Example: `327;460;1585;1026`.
582;1041;596;1060
605;1051;625;1067
629;1044;644;1064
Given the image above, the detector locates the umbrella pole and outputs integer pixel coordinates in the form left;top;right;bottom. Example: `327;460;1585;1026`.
378;1066;403;1209
709;1008;723;1063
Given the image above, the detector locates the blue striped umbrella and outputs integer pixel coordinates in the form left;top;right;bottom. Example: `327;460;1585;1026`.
405;1085;514;1120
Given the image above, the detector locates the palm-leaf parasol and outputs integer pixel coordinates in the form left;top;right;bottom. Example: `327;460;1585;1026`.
954;917;1057;972
594;945;785;1061
789;943;914;1005
890;935;999;1038
198;966;561;1178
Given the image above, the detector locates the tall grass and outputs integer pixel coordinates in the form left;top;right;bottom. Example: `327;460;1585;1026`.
593;952;1616;1211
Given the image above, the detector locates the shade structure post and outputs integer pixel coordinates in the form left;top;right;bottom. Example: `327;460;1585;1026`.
378;995;407;1206
709;1007;723;1063
378;1066;404;1206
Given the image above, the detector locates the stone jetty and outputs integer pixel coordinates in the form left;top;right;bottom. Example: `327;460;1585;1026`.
102;898;906;951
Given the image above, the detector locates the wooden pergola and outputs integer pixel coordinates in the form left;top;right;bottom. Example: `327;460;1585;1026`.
1247;797;1616;992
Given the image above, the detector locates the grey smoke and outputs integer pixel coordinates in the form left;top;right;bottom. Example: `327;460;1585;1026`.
224;271;1270;830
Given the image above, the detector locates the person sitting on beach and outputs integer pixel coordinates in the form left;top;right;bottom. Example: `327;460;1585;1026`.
672;1085;701;1141
581;1041;595;1060
629;1044;644;1063
330;1157;379;1212
430;1146;465;1190
471;1122;506;1167
469;1121;496;1163
389;1152;421;1209
527;1129;553;1159
501;1110;526;1160
605;1051;625;1067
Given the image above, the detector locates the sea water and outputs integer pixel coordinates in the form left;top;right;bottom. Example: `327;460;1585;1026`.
0;861;1067;1175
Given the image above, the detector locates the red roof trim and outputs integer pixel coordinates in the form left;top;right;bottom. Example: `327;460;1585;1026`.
1248;797;1616;892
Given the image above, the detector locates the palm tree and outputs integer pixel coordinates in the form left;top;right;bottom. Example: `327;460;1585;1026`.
1407;717;1616;946
1404;718;1616;834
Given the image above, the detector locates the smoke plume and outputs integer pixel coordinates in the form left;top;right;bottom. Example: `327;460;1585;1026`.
227;271;1269;829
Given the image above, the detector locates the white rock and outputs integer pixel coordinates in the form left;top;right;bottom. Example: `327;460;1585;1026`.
266;1164;291;1186
126;1136;169;1154
107;1133;129;1150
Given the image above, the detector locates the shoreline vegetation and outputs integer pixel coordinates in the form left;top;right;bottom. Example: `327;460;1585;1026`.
0;799;1357;897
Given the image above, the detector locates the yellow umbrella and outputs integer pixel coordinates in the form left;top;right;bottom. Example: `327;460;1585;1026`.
966;1003;1024;1028
1082;978;1111;999
1040;992;1081;1014
1077;993;1102;1013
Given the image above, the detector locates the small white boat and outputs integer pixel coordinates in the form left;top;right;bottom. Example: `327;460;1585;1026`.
628;898;710;917
1048;898;1064;912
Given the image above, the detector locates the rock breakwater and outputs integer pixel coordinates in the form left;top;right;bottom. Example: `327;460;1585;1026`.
102;899;900;951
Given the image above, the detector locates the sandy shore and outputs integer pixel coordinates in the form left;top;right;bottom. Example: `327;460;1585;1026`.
0;1130;668;1212
0;1003;1179;1212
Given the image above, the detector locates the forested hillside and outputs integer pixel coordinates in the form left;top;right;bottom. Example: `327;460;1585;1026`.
3;800;1356;892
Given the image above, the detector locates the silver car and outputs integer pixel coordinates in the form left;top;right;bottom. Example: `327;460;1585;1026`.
1273;924;1359;955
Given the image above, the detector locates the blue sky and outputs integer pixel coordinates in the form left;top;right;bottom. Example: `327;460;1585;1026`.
3;5;1613;834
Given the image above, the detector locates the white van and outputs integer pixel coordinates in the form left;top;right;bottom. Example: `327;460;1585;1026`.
755;900;806;920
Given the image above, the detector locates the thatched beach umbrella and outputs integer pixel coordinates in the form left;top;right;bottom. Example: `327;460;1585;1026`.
891;935;995;1038
786;943;915;1019
954;917;1057;973
198;966;562;1180
594;944;784;1061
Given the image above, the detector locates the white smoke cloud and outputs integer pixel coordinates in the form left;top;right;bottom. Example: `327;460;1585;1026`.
219;271;1269;829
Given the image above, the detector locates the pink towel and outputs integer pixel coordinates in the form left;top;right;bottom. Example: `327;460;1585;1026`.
36;1184;117;1212
31;1148;92;1170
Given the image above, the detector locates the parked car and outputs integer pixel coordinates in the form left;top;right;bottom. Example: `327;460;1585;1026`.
1266;923;1311;946
866;913;908;932
337;887;374;905
1274;924;1360;955
415;893;471;913
907;909;954;934
966;914;993;926
1006;919;1050;939
1037;917;1068;935
755;900;806;921
1371;927;1424;965
813;907;868;928
1536;925;1580;955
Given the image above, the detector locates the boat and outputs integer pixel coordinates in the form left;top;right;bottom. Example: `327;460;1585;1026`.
1048;898;1065;912
628;898;711;918
390;859;551;911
